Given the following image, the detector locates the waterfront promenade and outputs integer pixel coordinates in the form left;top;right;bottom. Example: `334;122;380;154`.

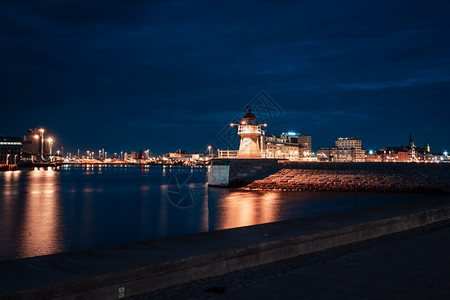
0;196;448;299
135;219;450;299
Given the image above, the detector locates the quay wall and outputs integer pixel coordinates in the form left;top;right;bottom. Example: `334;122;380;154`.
209;158;282;187
209;159;450;193
245;162;450;193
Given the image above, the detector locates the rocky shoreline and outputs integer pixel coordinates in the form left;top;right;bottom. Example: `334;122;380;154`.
243;162;450;193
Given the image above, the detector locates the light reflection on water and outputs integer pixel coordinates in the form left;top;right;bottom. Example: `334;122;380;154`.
0;165;445;262
20;168;63;258
217;191;279;229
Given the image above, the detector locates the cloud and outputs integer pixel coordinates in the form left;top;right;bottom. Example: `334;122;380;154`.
338;76;450;90
1;0;449;152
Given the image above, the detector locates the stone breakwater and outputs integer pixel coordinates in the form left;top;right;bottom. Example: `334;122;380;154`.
244;162;450;193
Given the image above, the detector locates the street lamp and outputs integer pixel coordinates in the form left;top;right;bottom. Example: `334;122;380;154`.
47;138;53;161
39;128;45;160
208;145;212;157
14;154;17;164
33;134;39;162
6;154;10;165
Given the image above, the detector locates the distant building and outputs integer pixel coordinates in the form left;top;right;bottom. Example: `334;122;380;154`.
22;129;44;162
124;151;139;162
263;132;300;159
317;137;365;162
223;109;312;160
0;136;23;164
370;134;434;163
22;128;56;162
298;135;312;157
169;149;186;158
262;132;312;160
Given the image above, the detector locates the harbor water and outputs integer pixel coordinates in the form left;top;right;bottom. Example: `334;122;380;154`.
0;164;441;262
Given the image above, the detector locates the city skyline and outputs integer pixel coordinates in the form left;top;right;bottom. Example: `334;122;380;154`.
1;1;449;153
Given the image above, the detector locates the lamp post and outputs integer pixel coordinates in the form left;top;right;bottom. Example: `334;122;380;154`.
33;134;39;162
208;145;212;157
14;154;17;164
39;129;45;161
47;138;53;162
6;154;10;165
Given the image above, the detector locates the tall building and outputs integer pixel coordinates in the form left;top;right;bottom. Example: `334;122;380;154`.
317;137;365;162
22;128;53;162
0;136;23;164
298;135;312;156
22;129;42;162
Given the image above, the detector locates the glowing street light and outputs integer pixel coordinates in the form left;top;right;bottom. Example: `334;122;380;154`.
208;145;212;156
39;128;45;160
47;138;54;161
6;154;10;165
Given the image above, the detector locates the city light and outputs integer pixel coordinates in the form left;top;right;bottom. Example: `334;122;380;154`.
47;138;54;161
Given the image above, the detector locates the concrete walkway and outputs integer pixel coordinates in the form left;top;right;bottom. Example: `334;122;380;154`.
131;220;450;299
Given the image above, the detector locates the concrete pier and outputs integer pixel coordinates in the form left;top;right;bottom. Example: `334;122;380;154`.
209;160;450;193
1;196;449;299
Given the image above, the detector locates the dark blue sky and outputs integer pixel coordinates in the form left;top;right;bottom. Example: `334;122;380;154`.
1;1;449;155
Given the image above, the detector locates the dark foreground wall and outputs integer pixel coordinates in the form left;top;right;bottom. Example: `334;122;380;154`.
245;162;450;193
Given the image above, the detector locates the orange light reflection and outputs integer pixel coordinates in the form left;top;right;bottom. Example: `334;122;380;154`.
19;168;62;258
217;191;280;230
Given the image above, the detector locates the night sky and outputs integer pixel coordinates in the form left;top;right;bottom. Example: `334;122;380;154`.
1;1;449;155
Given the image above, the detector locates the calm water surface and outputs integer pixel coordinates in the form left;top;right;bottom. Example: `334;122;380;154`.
0;165;443;261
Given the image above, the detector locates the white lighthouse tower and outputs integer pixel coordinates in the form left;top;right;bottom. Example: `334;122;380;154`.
231;108;267;158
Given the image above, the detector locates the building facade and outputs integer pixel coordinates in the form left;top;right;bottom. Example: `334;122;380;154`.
262;132;312;160
0;136;23;164
366;134;435;163
298;135;312;156
317;137;365;162
263;133;299;159
22;128;50;162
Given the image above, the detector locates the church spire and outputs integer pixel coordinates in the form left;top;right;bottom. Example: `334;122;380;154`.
408;133;415;148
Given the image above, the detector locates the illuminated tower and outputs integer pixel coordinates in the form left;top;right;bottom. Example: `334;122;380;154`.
231;108;267;158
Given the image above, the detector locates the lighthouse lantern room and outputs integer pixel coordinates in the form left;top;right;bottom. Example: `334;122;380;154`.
231;108;267;158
